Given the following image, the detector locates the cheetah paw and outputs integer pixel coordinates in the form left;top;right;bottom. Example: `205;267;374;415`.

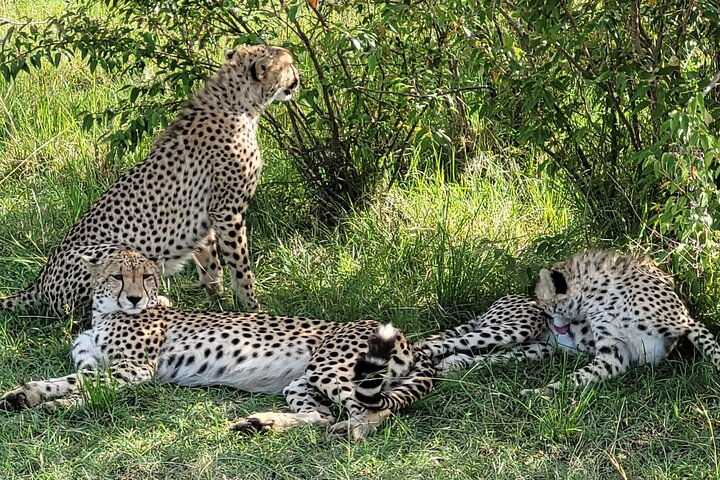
230;412;295;434
436;354;474;375
327;409;390;442
327;420;373;442
0;389;38;412
520;386;556;398
157;295;173;307
41;395;85;412
231;416;275;435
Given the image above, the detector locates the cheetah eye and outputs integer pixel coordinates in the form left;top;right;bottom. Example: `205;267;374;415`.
111;275;124;281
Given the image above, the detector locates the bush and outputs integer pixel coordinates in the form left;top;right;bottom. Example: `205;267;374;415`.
1;0;487;221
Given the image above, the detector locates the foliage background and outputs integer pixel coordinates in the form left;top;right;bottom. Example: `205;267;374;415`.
3;0;719;301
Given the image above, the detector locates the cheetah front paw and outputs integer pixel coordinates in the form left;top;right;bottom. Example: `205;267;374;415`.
230;411;294;434
0;386;42;412
327;409;391;442
520;383;559;398
157;295;173;307
41;395;85;412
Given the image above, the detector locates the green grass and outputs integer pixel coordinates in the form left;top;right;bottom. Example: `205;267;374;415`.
2;2;720;479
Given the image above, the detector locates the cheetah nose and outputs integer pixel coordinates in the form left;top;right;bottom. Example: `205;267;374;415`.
127;295;142;306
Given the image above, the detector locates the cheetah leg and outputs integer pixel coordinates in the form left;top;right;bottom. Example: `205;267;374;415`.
686;321;720;371
0;373;84;411
418;311;546;364
212;213;259;311
193;232;225;300
328;352;436;441
230;377;334;434
41;394;85;411
320;369;411;441
420;326;543;366
0;360;154;412
522;340;632;396
436;341;554;374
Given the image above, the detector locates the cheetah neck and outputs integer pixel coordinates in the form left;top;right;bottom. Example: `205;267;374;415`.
190;78;267;116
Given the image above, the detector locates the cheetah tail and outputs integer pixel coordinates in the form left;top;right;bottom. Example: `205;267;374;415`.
353;324;417;410
0;285;39;313
686;321;720;371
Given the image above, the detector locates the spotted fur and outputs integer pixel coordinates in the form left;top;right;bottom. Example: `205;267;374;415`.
419;250;720;395
416;294;548;372
0;44;300;318
0;251;434;441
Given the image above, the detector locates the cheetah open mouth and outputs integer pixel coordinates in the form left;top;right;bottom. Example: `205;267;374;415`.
553;323;570;335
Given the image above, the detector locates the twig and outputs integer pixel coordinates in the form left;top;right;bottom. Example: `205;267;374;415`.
353;85;495;99
702;71;720;98
0;17;52;26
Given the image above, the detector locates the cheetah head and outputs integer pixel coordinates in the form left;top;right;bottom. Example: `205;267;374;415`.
82;250;162;315
220;44;300;108
535;262;577;323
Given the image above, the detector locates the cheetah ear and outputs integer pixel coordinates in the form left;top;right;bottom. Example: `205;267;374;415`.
549;269;568;295
250;55;272;82
224;49;237;61
80;254;102;274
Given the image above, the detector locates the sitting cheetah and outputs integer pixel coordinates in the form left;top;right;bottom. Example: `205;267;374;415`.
0;44;300;317
0;251;435;440
418;250;720;395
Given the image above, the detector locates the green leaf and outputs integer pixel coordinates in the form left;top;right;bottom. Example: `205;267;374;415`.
594;70;612;83
129;87;141;103
82;114;94;131
288;4;299;21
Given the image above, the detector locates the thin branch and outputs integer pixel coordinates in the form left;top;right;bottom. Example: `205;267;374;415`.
353;85;495;99
702;71;720;98
0;17;52;26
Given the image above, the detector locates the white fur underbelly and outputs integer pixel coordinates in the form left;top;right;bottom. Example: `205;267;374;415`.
549;328;670;365
628;336;669;365
154;348;311;394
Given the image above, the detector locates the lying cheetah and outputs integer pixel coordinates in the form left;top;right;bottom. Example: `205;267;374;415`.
419;250;720;395
1;44;300;317
0;251;435;440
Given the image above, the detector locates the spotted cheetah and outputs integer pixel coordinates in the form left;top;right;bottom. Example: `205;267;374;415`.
418;250;720;395
0;251;435;440
0;44;300;318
